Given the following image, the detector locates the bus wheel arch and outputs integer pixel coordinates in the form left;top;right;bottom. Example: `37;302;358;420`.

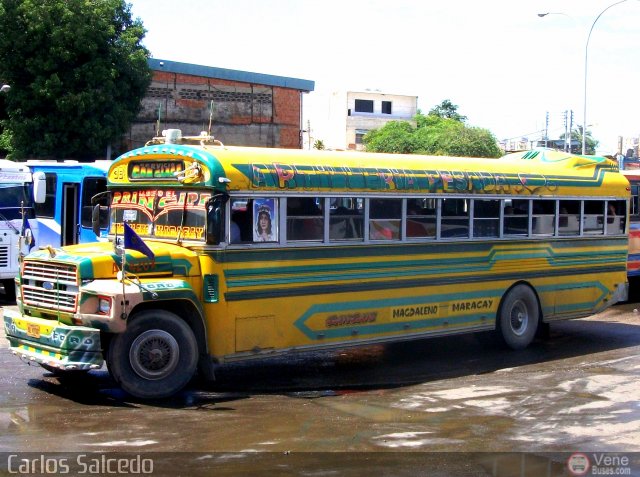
126;299;214;380
107;309;198;399
496;282;541;350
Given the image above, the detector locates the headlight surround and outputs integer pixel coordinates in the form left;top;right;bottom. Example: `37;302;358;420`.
98;296;112;315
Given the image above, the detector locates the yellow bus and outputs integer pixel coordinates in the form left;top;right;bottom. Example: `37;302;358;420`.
3;133;630;399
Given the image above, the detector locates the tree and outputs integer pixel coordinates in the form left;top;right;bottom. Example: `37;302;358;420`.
364;106;502;158
428;99;467;122
565;126;598;155
0;0;151;159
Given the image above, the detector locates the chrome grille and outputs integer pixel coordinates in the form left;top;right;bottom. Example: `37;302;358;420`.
0;245;8;267
21;260;79;313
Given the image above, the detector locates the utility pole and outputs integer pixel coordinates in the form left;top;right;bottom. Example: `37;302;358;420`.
545;112;549;148
569;110;574;153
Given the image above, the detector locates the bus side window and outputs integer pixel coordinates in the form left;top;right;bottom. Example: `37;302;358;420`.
287;197;323;241
230;198;251;243
35;173;57;219
369;198;401;240
329;197;363;241
81;177;107;228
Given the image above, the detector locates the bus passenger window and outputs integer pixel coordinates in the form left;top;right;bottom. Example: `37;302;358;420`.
35;173;57;219
607;200;626;234
329;197;363;241
369;198;401;240
441;198;469;238
406;198;436;239
532;200;556;236
472;199;499;238
503;199;529;236
230;198;250;242
287;197;323;241
82;177;108;228
584;201;605;235
559;200;580;236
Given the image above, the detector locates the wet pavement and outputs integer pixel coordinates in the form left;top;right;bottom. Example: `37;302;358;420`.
1;289;639;475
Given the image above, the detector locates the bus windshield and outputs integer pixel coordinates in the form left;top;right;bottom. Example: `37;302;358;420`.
109;188;211;241
0;183;35;220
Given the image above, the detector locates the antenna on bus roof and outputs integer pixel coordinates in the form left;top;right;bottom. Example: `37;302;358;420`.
155;103;162;137
207;100;214;137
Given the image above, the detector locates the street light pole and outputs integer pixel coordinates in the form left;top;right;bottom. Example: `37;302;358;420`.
583;0;629;155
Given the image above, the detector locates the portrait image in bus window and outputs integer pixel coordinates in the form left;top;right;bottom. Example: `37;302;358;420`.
253;198;277;242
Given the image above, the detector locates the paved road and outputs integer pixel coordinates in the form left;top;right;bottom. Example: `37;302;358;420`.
1;295;639;476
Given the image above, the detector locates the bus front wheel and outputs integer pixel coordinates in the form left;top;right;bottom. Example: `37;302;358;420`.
107;310;198;399
497;285;539;350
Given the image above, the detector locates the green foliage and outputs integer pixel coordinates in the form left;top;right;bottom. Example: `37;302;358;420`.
561;127;599;155
0;0;151;158
313;139;325;150
362;121;415;154
428;99;467;122
0;127;11;154
364;108;502;158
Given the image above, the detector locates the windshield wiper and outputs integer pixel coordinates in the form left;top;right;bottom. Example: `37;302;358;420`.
0;211;19;234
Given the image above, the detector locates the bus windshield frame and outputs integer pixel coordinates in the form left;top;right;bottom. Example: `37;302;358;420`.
108;187;211;242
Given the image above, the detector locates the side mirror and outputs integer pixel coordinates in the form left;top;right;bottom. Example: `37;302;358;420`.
91;190;111;236
91;204;101;236
32;171;46;204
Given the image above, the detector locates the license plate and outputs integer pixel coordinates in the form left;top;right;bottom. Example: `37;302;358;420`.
27;323;41;339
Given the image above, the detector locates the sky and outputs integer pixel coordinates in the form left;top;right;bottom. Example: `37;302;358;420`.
128;0;640;154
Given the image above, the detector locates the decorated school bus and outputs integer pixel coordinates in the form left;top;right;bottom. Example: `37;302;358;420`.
3;132;630;399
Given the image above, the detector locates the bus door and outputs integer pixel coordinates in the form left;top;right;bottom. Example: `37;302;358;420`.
62;183;79;245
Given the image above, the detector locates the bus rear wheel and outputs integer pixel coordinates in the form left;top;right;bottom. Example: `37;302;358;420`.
107;310;198;399
497;284;539;350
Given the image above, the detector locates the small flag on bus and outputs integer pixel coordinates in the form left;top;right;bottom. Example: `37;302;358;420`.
21;215;35;251
123;222;154;260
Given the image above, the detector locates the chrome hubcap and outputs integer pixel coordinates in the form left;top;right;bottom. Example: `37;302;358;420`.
130;330;179;380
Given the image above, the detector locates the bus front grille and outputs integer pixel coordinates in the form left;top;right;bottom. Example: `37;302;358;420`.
0;245;8;267
21;261;79;313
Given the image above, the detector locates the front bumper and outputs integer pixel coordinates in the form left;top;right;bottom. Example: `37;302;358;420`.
3;308;103;371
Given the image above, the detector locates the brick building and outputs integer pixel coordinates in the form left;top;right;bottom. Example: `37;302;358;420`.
123;59;314;152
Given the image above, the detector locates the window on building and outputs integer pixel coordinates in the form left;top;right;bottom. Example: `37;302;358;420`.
354;99;374;113
382;101;392;115
355;129;368;145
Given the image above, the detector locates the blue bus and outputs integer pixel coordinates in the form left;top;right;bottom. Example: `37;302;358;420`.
26;161;110;247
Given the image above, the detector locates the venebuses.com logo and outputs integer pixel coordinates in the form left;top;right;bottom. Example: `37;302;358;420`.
567;452;632;476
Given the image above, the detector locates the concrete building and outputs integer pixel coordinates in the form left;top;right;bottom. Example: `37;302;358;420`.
309;90;417;151
123;59;314;152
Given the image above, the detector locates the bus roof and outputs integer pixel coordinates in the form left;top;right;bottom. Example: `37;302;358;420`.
0;159;31;183
109;139;627;197
27;160;111;175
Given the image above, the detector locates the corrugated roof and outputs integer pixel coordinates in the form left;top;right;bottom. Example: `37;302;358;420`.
148;58;314;92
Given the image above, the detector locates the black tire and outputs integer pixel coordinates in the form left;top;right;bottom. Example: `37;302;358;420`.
2;279;16;302
496;284;539;350
107;310;198;399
